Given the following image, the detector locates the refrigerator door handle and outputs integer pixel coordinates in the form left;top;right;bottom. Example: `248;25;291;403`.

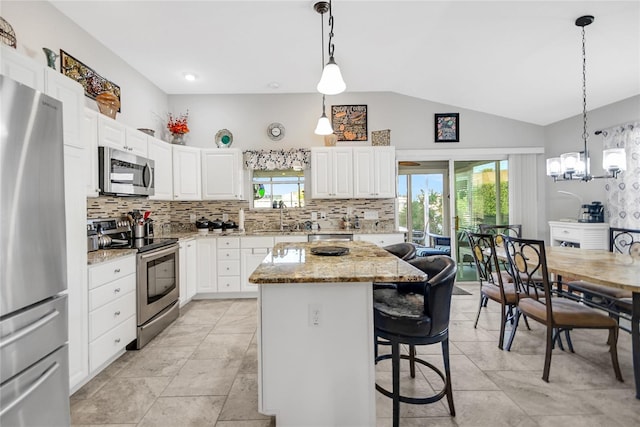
0;361;60;417
0;310;60;349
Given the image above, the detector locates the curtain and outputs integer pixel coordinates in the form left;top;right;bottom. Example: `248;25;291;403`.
243;149;310;170
602;121;640;229
508;153;540;238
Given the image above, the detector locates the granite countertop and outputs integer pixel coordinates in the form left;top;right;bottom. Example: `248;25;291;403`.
87;248;138;265
249;240;427;284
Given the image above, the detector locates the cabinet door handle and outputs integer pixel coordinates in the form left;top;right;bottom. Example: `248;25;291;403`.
114;311;121;316
115;338;121;344
114;288;121;293
114;268;121;274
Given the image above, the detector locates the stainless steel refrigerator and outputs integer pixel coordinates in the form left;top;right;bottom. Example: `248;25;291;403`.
0;75;71;426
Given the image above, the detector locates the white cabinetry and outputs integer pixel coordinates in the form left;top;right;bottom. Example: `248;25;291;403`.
548;221;609;250
241;236;275;292
148;137;174;200
354;233;404;247
196;238;217;293
217;237;241;292
353;147;396;198
173;145;202;200
83;109;100;197
311;147;353;198
98;116;148;157
0;45;45;91
87;256;136;373
45;68;84;149
202;149;244;200
179;238;197;306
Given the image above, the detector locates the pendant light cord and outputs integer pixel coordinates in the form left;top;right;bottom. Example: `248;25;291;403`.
328;0;335;58
581;24;589;160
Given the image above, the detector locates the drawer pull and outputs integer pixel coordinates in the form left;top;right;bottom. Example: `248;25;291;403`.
114;268;121;274
114;311;121;316
115;338;121;344
114;288;121;293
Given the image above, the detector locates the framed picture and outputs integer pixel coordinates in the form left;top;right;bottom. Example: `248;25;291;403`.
331;105;368;141
60;50;121;111
434;113;459;143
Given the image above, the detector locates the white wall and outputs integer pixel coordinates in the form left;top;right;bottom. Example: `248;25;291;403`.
544;95;640;225
168;91;545;150
2;0;169;132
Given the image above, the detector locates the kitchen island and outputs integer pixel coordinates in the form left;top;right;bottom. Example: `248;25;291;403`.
249;240;427;427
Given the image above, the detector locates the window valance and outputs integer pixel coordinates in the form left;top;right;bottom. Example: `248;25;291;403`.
243;149;310;171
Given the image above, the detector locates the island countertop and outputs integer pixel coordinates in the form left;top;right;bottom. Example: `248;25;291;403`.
249;240;427;284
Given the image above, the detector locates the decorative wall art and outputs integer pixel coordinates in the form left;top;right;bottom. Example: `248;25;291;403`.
331;105;368;141
60;50;121;111
371;129;391;146
434;113;459;142
0;17;17;48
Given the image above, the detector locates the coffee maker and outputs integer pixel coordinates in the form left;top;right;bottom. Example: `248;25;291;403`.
578;201;604;223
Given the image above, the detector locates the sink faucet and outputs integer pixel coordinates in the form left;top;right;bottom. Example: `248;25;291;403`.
279;201;288;231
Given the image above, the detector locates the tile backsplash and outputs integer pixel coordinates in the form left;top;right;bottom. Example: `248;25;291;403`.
87;197;396;233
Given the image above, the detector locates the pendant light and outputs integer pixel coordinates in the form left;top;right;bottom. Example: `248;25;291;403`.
314;2;334;135
546;15;626;182
316;0;346;95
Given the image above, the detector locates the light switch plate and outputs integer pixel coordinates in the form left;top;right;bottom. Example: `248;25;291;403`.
311;211;318;221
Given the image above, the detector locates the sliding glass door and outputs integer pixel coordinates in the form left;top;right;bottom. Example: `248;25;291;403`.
451;160;509;280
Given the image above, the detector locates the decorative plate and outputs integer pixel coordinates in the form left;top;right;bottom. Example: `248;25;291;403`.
267;122;285;141
215;129;233;148
310;246;350;256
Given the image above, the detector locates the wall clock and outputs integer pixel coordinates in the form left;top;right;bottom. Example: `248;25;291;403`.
267;122;285;141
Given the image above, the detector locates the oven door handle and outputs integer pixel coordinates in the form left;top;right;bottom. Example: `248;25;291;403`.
143;161;153;190
138;244;178;260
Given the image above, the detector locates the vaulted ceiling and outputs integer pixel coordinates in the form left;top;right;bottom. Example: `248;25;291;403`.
51;0;640;125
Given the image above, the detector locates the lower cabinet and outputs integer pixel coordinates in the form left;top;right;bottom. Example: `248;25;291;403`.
354;233;405;247
179;238;197;306
87;255;136;373
196;238;217;293
241;236;275;292
217;237;241;292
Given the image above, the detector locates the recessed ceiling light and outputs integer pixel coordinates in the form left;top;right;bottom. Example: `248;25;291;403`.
267;81;280;89
183;73;197;81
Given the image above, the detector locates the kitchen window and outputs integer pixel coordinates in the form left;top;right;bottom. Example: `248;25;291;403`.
252;170;305;208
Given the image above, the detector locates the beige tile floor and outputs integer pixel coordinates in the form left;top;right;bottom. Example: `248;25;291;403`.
71;283;640;426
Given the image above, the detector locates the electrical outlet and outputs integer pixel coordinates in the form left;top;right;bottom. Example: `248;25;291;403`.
364;210;378;220
320;211;327;220
189;213;197;223
311;211;318;221
308;303;322;327
222;213;229;222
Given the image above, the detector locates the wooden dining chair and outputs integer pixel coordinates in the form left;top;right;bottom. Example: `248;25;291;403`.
502;235;623;383
467;231;524;349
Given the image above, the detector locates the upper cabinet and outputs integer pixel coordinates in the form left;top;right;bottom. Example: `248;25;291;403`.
97;115;148;158
353;146;396;198
310;147;353;199
45;69;84;149
147;137;174;201
173;145;202;200
83;109;100;197
1;46;45;91
311;147;395;199
201;149;244;200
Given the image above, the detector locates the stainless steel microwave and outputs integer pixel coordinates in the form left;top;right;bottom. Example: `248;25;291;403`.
98;147;155;196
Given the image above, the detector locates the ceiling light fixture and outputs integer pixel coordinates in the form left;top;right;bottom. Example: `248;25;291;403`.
316;0;346;95
183;72;197;82
314;2;334;135
546;15;626;182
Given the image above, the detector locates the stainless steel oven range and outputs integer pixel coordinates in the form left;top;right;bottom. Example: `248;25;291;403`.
88;218;179;349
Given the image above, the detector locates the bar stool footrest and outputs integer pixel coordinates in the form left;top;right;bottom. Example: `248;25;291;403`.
375;353;447;405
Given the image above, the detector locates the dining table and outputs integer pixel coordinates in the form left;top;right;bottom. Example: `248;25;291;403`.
496;245;640;399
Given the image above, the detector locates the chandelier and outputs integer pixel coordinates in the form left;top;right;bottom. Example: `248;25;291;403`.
546;15;626;182
314;2;334;135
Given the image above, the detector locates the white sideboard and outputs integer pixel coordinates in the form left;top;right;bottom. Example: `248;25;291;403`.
548;221;609;250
